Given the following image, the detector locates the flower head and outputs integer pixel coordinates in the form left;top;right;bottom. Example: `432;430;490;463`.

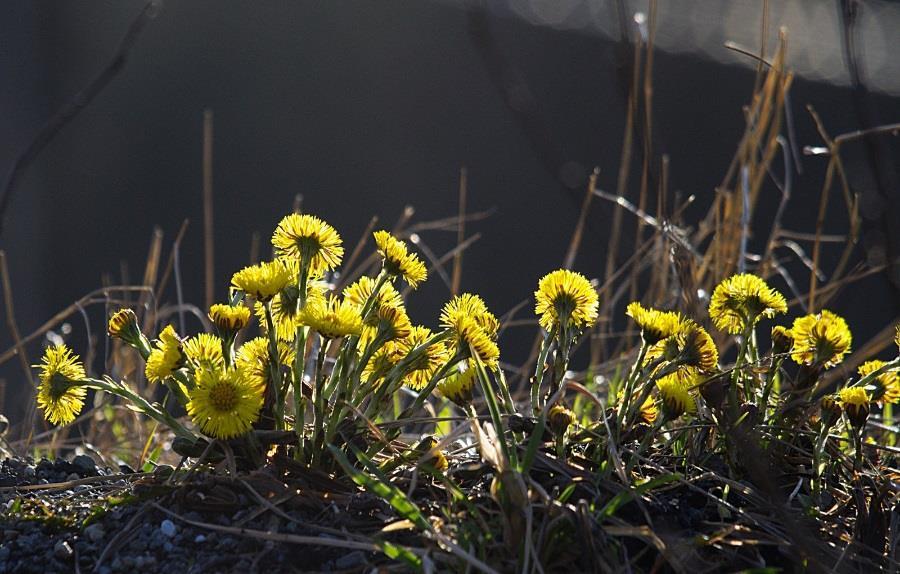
235;337;295;391
838;386;870;428
254;280;327;342
272;213;343;273
395;326;450;390
145;325;184;383
857;360;899;404
231;261;292;303
440;293;499;340
344;276;404;311
446;316;499;369
790;310;852;368
771;325;794;356
548;404;576;435
299;296;363;339
708;274;787;334
362;341;404;388
369;304;413;342
373;230;427;288
35;345;87;425
639;396;659;425
676;322;718;373
209;304;251;336
108;309;140;342
534;269;599;332
626;302;684;345
656;368;697;419
183;333;225;371
187;366;263;439
438;362;477;407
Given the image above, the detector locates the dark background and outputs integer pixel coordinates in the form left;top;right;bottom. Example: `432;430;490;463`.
1;1;898;422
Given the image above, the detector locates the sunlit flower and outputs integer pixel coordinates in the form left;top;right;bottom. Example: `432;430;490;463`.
145;325;184;383
108;309;140;341
344;276;404;311
857;360;900;404
838;386;870;428
440;293;499;340
639;396;659;425
770;325;794;356
183;333;225;371
373;230;427;288
362;341;404;387
438;362;477;407
299;297;363;339
676;322;718;373
235;337;295;391
254;280;328;342
708;273;787;334
395;326;450;390
656;368;697;419
271;213;343;273
35;345;87;425
790;310;852;368
187;366;263;439
819;395;842;429
446;316;499;369
208;304;251;335
625;302;683;345
534;269;599;332
231;260;292;303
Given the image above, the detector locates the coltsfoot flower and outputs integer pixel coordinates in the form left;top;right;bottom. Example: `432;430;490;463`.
187;366;263;439
626;302;683;345
656;368;697;419
771;325;794;356
838;386;870;428
708;273;787;334
373;230;427;288
108;309;141;343
231;261;292;303
272;213;343;273
235;337;295;391
183;333;225;371
145;325;184;383
299;297;363;339
395;326;450;390
445;316;499;368
857;360;899;404
534;269;599;332
440;293;499;340
209;304;251;335
35;345;87;425
344;276;404;311
438;362;477;407
790;310;852;368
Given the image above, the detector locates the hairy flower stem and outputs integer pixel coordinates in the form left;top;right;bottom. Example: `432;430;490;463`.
616;342;649;433
310;341;328;465
88;377;195;440
263;303;284;431
531;329;555;416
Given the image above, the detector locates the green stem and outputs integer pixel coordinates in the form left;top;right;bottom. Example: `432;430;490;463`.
263;304;284;431
532;329;555;416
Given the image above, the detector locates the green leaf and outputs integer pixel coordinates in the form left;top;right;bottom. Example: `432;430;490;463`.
597;473;681;519
374;539;423;571
328;445;431;532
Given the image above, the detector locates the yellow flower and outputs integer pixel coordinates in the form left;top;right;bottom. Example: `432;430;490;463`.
271;213;343;273
370;304;413;341
771;325;794;356
625;302;683;345
438;362;477;407
639;396;659;425
838;386;870;428
440;293;500;340
187;366;263;439
231;260;292;303
656;368;697;419
183;333;225;370
790;310;852;368
548;404;576;435
208;304;251;335
708;274;787;334
235;337;295;391
857;360;900;404
145;325;184;383
299;296;363;339
108;308;139;340
534;269;599;332
676;322;718;373
395;326;450;390
373;230;427;288
254;280;327;342
447;316;500;369
344;276;404;311
362;341;404;387
35;345;87;425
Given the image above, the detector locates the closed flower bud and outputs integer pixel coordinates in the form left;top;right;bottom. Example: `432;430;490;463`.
548;404;576;436
819;395;842;430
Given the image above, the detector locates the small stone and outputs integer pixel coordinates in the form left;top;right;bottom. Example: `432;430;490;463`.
160;519;177;538
54;540;73;560
334;551;366;569
85;523;105;543
194;534;206;543
22;466;35;479
163;541;174;552
118;464;136;474
66;473;81;482
72;454;96;473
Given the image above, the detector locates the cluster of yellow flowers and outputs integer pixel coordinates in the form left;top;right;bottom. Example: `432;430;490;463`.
32;213;897;450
